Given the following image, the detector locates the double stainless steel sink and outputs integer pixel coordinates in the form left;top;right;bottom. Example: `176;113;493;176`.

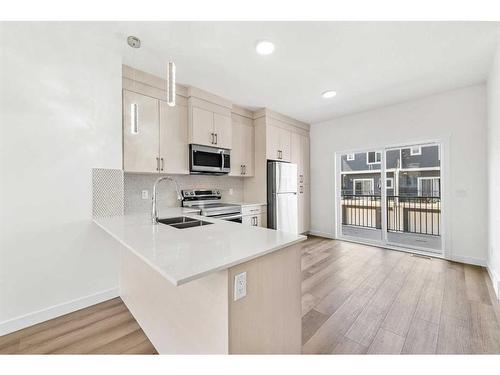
157;216;213;229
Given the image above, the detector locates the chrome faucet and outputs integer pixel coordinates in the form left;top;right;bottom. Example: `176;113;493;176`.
151;176;183;224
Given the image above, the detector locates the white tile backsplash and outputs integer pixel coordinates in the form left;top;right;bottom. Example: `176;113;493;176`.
124;173;244;214
92;168;124;217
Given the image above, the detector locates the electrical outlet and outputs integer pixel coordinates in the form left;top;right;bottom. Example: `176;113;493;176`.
141;190;149;200
234;272;247;301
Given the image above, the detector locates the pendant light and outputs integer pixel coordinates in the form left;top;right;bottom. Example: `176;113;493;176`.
127;36;141;135
167;61;176;107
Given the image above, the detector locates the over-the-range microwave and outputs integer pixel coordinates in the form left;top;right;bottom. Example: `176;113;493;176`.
189;144;231;175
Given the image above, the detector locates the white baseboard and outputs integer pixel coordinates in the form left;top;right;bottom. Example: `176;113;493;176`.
449;254;487;267
487;264;500;300
307;230;335;239
0;287;119;336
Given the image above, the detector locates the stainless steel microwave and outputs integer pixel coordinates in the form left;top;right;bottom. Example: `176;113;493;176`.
189;144;231;175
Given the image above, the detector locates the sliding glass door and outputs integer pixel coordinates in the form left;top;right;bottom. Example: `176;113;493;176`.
337;142;443;255
385;143;442;253
339;149;383;242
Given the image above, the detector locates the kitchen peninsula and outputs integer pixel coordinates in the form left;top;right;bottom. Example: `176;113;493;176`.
94;208;305;354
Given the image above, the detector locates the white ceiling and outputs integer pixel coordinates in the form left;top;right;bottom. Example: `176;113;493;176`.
110;22;499;124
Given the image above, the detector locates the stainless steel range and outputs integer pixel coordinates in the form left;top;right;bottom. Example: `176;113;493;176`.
181;189;242;223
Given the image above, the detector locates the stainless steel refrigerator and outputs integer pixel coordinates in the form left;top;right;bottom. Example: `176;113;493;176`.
267;161;298;233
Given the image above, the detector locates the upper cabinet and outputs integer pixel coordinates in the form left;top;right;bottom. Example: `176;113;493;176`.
187;88;232;149
266;120;291;162
160;100;189;174
230;112;254;177
123;90;160;173
291;132;310;184
122;89;189;174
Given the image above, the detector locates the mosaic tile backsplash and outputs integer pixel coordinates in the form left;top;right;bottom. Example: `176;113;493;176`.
124;173;244;214
92;168;124;217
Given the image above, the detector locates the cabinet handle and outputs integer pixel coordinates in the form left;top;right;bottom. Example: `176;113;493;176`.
215;133;218;145
156;157;160;171
161;158;164;171
210;133;214;144
243;165;246;175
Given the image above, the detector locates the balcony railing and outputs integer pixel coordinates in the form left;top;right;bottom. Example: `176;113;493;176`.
341;194;381;229
340;194;441;236
386;195;441;236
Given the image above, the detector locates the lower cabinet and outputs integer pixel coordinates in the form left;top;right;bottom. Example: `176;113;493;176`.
242;213;266;227
241;204;267;228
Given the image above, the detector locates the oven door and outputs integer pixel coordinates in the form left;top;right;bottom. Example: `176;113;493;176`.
190;145;230;174
210;213;243;223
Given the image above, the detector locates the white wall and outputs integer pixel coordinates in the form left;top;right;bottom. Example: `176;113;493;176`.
0;23;123;333
310;84;488;265
487;41;500;297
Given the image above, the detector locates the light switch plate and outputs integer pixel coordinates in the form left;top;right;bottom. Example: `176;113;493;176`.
234;272;247;301
141;190;149;200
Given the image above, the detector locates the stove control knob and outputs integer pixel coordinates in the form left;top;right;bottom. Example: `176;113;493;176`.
217;190;220;195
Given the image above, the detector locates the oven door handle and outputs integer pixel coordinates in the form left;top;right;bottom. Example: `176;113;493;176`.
215;213;243;221
221;151;224;171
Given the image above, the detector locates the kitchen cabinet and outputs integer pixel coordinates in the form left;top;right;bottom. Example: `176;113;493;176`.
291;132;310;184
298;183;310;234
266;123;291;162
160;100;189;174
188;101;232;149
123;89;189;174
242;213;266;227
213;113;232;149
291;132;310;233
191;106;215;147
241;204;267;227
230;114;254;177
123;90;160;173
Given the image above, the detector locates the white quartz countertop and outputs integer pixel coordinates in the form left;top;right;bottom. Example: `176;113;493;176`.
94;208;305;286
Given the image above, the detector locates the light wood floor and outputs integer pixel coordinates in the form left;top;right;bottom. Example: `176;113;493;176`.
301;236;500;354
2;236;499;354
0;297;156;354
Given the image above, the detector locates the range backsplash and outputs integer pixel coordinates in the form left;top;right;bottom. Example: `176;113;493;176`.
124;173;244;214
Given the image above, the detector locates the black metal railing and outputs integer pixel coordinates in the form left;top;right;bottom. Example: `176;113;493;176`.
386;196;441;236
341;194;441;236
341;194;381;229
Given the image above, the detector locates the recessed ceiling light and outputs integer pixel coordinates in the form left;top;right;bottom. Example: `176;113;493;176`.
256;40;275;55
321;90;337;99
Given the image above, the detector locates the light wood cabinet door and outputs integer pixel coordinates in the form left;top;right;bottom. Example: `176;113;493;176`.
290;132;310;185
298;183;310;233
160;100;189;174
266;124;281;161
213;112;232;149
231;114;254;176
291;131;301;168
242;215;263;227
301;135;310;184
230;120;243;176
242;215;254;226
241;121;254;176
191;106;215;147
279;127;291;162
123;90;160;173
